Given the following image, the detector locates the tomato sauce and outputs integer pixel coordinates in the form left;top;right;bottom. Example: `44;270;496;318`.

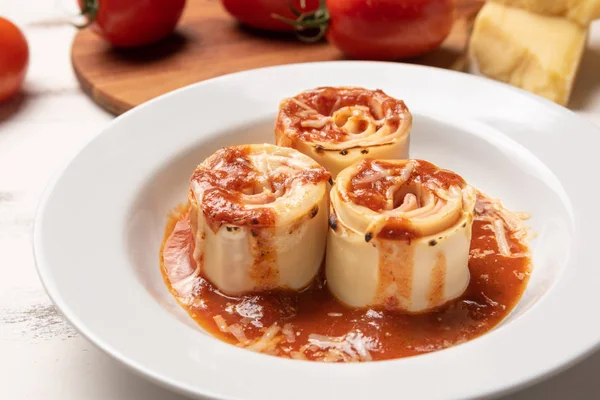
190;145;330;230
342;159;472;243
276;87;409;144
348;159;467;212
160;195;530;361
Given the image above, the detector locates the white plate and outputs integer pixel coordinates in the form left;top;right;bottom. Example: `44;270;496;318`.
34;61;600;400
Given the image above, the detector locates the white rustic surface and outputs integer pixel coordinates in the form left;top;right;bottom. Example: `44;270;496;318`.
1;1;600;399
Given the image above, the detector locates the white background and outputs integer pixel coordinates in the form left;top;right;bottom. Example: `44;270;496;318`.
1;1;600;398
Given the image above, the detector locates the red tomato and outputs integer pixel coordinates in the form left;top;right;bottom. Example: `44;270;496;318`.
326;0;454;60
0;17;28;103
79;0;187;47
221;0;321;32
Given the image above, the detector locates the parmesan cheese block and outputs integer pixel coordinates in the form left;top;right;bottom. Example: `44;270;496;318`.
492;0;600;26
469;2;587;106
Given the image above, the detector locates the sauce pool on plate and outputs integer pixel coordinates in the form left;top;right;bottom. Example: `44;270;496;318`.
160;194;531;362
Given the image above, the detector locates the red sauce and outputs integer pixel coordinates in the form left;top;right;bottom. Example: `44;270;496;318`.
275;87;409;144
160;196;530;361
345;159;470;242
348;159;467;212
190;145;330;229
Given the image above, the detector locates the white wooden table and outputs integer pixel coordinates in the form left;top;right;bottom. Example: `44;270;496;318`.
2;2;600;398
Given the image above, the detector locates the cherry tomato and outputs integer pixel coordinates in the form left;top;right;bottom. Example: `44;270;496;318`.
221;0;320;32
79;0;187;47
326;0;454;60
0;17;29;103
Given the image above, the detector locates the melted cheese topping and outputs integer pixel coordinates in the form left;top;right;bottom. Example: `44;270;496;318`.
275;87;412;177
190;144;329;229
338;159;474;240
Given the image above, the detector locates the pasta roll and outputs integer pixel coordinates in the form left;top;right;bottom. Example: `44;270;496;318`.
275;87;412;178
189;144;330;295
326;159;476;313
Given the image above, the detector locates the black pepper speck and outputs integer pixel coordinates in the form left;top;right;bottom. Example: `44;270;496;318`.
328;214;338;231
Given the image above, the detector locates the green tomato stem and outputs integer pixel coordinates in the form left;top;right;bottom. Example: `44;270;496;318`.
75;0;99;29
272;0;330;43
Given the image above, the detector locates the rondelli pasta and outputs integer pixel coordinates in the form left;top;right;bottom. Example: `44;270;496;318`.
275;87;412;178
161;89;533;362
162;145;531;361
188;144;330;295
326;159;477;313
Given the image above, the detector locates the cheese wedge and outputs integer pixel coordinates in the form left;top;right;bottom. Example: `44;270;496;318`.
189;144;330;295
326;159;476;313
469;2;587;106
492;0;600;26
275;87;412;178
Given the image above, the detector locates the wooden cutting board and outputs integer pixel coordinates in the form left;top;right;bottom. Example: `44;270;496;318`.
71;0;483;115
